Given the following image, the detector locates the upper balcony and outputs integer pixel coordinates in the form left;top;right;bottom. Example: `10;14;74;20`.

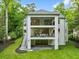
31;17;55;26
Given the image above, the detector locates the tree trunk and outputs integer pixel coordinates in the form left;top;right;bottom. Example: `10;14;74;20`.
5;5;8;40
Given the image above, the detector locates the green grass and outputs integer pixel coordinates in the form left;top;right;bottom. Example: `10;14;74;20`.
0;38;79;59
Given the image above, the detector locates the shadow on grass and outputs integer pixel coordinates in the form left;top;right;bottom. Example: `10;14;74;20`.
15;45;27;54
0;40;15;52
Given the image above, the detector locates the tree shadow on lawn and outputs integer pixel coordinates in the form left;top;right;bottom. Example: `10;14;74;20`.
0;40;15;52
15;45;27;54
15;45;68;54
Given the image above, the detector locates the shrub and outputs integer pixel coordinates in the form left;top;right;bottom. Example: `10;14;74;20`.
9;32;17;40
69;33;79;42
69;33;74;40
15;26;23;38
0;27;5;41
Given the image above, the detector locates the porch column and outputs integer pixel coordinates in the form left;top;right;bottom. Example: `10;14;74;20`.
27;16;31;50
54;16;59;50
19;19;27;50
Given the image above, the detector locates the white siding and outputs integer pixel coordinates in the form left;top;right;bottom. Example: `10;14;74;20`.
58;19;65;45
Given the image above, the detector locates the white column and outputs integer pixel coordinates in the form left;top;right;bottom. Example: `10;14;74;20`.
54;16;58;50
19;19;27;50
27;16;31;50
59;19;65;45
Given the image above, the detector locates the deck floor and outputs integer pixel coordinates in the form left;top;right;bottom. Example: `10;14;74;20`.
31;45;54;50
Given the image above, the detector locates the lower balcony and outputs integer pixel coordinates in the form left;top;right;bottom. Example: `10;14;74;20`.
31;28;55;37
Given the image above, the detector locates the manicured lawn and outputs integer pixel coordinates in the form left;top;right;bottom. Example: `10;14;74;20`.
0;38;79;59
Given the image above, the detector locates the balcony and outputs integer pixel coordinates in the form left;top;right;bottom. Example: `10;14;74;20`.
30;17;55;40
31;17;55;25
31;28;55;37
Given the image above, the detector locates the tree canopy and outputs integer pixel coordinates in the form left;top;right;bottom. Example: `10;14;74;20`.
55;0;79;33
0;0;29;40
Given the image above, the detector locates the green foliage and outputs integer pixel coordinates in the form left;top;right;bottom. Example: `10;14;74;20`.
55;2;75;33
0;0;36;40
65;9;75;33
68;33;79;41
55;1;79;42
8;3;28;38
0;26;4;41
68;33;73;40
0;13;5;41
0;0;29;40
26;3;36;12
74;37;79;42
4;0;28;38
9;32;17;39
55;3;65;14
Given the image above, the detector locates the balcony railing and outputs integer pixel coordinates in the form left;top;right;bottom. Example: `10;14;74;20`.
30;37;55;40
31;28;55;37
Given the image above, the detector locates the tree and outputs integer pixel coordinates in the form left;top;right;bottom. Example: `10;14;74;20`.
0;0;28;39
55;3;75;33
55;3;65;15
1;0;14;40
0;0;35;40
8;2;28;38
0;13;5;41
72;0;79;28
26;3;36;12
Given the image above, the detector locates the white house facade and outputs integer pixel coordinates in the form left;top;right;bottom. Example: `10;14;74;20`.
19;10;68;51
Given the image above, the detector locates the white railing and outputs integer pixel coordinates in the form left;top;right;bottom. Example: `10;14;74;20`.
31;25;55;28
30;37;55;40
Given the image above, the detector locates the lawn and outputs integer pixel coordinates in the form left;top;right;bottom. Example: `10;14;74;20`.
0;38;79;59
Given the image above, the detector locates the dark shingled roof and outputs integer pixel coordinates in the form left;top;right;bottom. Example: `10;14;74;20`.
36;9;50;12
28;9;60;15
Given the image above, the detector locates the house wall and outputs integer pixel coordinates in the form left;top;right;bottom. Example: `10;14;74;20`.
47;25;68;45
20;14;68;51
58;19;66;45
27;15;66;46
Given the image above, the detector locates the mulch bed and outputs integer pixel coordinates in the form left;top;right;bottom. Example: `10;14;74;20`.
0;40;15;52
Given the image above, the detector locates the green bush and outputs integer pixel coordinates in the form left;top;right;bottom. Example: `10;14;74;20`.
15;26;23;38
74;36;79;42
69;33;73;40
0;27;5;41
9;32;17;39
69;33;79;42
